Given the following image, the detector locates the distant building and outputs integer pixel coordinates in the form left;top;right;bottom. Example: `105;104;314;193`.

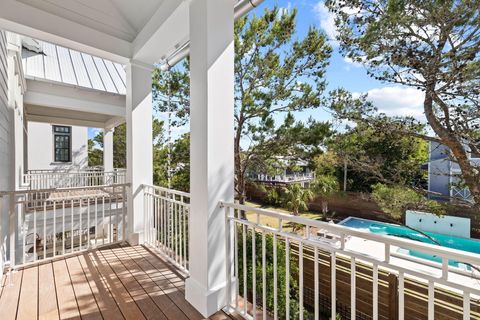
428;141;479;202
27;122;88;172
248;157;315;187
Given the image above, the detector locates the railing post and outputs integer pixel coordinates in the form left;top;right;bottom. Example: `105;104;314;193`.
388;273;399;320
8;193;16;267
224;204;233;312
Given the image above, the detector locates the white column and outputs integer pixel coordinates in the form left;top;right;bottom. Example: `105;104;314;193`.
103;127;114;172
125;61;153;245
185;0;235;317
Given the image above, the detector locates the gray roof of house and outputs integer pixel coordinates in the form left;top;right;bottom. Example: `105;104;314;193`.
22;39;126;95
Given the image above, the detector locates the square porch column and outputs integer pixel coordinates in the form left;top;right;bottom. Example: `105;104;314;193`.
185;0;235;317
103;127;114;172
126;61;153;245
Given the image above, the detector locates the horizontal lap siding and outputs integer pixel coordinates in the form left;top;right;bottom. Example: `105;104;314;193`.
0;30;10;190
0;29;11;280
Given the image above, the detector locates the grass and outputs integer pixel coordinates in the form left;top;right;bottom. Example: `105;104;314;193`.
244;200;322;231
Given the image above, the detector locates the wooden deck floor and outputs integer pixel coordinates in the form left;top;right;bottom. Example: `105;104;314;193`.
0;245;236;320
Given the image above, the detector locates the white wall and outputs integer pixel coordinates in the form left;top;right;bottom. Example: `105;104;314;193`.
27;121;88;171
406;210;471;238
0;30;11;275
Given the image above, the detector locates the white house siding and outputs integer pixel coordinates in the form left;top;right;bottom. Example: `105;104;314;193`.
0;30;11;275
27;122;88;171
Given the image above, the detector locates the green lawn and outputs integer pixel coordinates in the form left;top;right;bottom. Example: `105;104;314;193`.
245;201;322;231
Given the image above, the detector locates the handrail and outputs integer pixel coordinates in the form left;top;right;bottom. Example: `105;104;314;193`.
222;201;480;320
142;184;190;198
220;201;480;266
0;183;131;197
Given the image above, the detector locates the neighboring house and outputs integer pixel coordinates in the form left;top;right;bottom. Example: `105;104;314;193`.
27;122;88;172
428;141;480;202
249;157;315;187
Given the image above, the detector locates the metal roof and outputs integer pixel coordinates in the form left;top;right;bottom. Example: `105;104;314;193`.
22;40;126;95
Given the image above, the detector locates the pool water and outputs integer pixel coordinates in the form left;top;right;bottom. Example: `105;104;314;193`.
339;217;480;269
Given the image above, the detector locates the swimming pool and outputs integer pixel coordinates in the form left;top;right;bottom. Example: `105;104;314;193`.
339;217;480;268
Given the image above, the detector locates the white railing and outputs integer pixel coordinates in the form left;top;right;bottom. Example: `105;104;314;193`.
222;202;480;320
451;186;474;203
23;168;126;189
143;184;190;274
1;184;128;269
254;172;315;183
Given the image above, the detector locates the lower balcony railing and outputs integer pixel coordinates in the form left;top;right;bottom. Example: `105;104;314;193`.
142;184;190;274
221;202;480;320
23;168;127;189
1;184;128;269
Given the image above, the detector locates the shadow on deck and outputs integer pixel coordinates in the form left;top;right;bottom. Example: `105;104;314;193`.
0;244;236;320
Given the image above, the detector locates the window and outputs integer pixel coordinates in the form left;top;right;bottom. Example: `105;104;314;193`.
53;125;71;162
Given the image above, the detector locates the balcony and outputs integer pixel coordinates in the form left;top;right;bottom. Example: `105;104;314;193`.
1;184;480;319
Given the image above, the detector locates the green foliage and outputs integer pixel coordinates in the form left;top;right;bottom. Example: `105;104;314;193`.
154;133;190;192
152;6;333;202
326;0;480;205
283;184;314;216
326;93;429;191
238;229;308;319
371;183;446;219
88;139;103;167
265;187;281;206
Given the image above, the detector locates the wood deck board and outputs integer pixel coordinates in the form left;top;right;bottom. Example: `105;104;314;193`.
16;266;37;320
38;262;59;320
77;253;125;320
0;245;234;320
65;256;103;320
97;248;168;320
0;269;23;320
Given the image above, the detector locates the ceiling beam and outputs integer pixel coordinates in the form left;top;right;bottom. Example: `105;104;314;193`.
132;0;189;65
24;79;126;117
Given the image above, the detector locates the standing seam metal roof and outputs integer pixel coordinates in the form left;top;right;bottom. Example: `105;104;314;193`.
22;40;126;95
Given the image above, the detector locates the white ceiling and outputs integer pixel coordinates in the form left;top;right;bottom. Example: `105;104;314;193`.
0;0;188;64
17;0;164;42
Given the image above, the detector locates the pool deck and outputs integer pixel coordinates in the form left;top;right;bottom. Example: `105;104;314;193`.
343;233;480;295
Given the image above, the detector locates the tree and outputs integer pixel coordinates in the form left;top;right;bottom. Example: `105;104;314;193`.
371;183;445;221
153;7;333;208
153;133;190;192
87;139;103;167
283;183;314;216
326;0;480;205
90;118;165;170
326;112;429;192
312;152;340;215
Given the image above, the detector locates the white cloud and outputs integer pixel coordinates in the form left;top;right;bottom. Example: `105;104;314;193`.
313;1;338;46
360;86;426;120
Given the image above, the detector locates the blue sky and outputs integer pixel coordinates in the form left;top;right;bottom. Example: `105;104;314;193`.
89;0;425;141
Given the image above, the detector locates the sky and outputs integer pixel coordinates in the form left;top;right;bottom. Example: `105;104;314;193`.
88;0;426;141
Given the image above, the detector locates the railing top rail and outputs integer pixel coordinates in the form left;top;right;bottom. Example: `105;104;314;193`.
142;184;190;198
25;169;126;175
0;183;131;196
220;201;480;266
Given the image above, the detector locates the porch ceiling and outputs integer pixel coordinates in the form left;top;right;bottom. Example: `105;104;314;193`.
0;0;190;64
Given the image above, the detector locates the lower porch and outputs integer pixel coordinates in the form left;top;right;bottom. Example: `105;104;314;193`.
0;244;235;320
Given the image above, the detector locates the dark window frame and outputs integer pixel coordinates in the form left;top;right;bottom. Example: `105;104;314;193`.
53;125;72;162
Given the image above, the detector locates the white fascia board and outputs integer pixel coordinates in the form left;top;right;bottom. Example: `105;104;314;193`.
27;114;106;128
24;79;126;117
0;0;132;63
132;0;189;65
